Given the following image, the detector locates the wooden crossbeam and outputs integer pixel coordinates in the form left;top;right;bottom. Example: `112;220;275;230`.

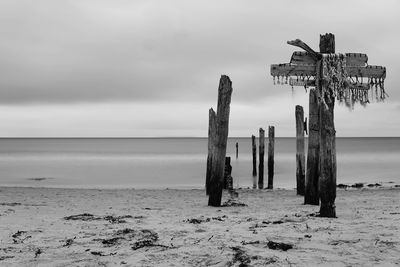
345;53;368;66
289;78;315;87
271;63;315;77
346;65;386;79
271;63;385;79
290;51;368;66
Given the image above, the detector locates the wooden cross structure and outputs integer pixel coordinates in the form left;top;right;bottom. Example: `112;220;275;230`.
270;33;386;217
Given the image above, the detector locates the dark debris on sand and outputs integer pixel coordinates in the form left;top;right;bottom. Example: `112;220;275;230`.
221;199;247;207
230;246;251;267
63;213;133;223
185;216;227;224
266;241;293;251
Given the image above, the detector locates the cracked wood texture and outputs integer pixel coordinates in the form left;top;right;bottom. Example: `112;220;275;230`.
208;75;233;207
305;88;320;205
295;106;305;196
318;33;337;218
267;126;275;189
258;128;265;189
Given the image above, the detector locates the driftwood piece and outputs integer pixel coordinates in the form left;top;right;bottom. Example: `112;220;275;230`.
295;106;305;195
208;75;233;207
287;39;320;60
267;126;275;189
206;108;216;195
318;34;337;218
252;135;257;188
258;128;265;189
305;89;320;205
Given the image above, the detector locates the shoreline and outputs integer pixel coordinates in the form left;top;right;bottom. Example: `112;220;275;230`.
0;180;398;191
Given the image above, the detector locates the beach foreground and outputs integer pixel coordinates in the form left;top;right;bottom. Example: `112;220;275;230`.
0;186;399;266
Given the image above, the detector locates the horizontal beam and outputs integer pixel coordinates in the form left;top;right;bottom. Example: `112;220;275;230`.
271;63;385;79
271;63;316;77
345;53;368;66
290;51;368;66
346;65;386;79
289;78;316;87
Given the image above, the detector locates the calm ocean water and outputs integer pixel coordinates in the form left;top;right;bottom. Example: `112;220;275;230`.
0;138;399;189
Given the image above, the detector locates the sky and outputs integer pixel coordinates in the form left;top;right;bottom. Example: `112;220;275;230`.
0;0;399;137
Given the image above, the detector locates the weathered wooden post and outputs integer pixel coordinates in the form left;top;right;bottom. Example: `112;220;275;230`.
235;142;238;159
305;89;320;205
270;33;386;217
295;105;305;195
267;126;275;189
258;128;265;189
224;156;233;190
206;108;216;195
207;75;233;207
252;135;257;188
318;33;336;217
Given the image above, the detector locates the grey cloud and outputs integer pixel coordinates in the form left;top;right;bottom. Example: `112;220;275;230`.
0;0;399;105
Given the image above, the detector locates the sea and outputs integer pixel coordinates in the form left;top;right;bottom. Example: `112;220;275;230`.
0;138;399;189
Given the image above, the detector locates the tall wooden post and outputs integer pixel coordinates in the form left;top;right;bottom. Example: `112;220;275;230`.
208;75;233;207
252;135;257;188
318;34;336;217
295;106;305;195
305;89;320;205
267;126;275;189
258;128;265;189
206;108;216;195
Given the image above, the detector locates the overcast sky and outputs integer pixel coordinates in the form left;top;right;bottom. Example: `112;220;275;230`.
1;0;399;137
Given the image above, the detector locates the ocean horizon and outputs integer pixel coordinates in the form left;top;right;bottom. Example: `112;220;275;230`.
0;137;399;189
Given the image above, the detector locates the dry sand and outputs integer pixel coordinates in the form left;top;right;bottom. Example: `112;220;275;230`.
0;186;399;266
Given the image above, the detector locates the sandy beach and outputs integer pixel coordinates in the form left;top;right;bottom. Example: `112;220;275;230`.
0;186;399;266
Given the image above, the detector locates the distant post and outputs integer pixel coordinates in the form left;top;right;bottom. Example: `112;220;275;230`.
305;89;320;205
267;126;275;189
207;75;233;207
258;128;265;189
295;105;305;195
235;142;238;159
252;135;257;188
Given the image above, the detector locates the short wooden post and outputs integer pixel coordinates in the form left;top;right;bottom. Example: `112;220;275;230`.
206;108;216;195
208;75;233;207
305;89;320;205
252;135;257;188
235;142;238;159
267;126;275;189
224;157;233;190
295;106;305;195
318;34;336;217
258;128;265;189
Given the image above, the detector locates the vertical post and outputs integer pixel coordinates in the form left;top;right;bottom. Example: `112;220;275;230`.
295;106;305;195
318;33;336;217
252;135;257;188
206;108;216;195
224;157;233;190
258;128;265;189
267;126;275;189
208;75;233;207
236;142;238;159
305;89;320;205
